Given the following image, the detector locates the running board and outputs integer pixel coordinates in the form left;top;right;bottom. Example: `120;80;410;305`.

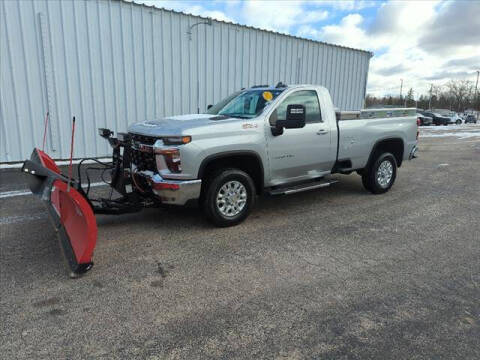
268;179;338;196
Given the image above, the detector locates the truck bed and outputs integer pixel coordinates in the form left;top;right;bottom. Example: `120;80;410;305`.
336;108;417;170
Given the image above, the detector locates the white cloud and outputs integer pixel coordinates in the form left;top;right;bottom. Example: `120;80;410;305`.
134;0;233;22
239;0;328;33
185;5;234;22
369;0;439;35
309;0;378;11
418;0;480;54
320;13;387;50
297;0;479;97
366;1;480;97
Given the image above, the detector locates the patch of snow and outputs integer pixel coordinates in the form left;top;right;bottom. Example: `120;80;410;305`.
421;132;480;139
0;182;107;199
420;124;479;131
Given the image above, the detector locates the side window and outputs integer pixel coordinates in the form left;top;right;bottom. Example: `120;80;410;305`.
276;90;322;123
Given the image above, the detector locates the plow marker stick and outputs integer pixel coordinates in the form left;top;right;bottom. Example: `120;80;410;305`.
67;117;75;193
42;111;49;151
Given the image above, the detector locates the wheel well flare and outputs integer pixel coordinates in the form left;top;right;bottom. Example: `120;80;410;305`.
199;153;263;194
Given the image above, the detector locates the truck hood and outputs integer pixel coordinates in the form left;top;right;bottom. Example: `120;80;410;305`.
128;114;223;136
127;114;235;136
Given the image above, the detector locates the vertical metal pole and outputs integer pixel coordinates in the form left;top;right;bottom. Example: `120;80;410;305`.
475;71;479;120
42;112;49;151
399;79;403;106
38;12;58;152
429;84;433;110
475;70;479;104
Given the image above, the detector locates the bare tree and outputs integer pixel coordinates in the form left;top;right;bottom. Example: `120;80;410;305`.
446;80;474;112
366;78;480;112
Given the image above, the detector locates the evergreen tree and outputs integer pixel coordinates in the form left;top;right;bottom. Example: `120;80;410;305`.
406;88;415;107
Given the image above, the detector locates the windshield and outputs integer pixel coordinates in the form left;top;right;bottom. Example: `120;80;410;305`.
206;89;284;118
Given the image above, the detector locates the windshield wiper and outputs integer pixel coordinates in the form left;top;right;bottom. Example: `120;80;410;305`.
220;114;251;119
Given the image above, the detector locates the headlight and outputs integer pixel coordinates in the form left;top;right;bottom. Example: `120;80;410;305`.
162;136;191;145
155;148;182;173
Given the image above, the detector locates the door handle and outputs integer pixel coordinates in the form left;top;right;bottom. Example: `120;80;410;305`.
317;129;328;135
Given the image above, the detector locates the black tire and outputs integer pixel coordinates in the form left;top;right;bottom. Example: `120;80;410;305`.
202;168;256;227
361;173;372;192
361;152;397;194
456;120;461;125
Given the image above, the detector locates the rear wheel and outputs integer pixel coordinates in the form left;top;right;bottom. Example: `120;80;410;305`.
362;152;397;194
456;120;461;125
202;168;256;227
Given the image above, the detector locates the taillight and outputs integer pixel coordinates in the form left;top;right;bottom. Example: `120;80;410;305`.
416;117;420;140
155;148;182;173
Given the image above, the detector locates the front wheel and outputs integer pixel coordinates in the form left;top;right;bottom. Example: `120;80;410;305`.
362;152;397;194
456;120;462;125
202;168;256;227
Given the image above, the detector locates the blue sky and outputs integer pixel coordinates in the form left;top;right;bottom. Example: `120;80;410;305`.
135;1;480;98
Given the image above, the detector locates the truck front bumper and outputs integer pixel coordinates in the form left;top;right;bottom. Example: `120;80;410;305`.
138;171;202;205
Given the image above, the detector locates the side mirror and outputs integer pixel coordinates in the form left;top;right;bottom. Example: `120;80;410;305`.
207;104;213;110
279;104;306;129
269;109;283;136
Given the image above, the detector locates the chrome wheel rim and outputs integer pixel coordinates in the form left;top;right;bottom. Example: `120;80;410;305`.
216;180;247;217
376;160;393;188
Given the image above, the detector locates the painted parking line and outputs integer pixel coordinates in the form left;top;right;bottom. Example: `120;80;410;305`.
0;214;48;226
0;158;112;169
0;182;106;199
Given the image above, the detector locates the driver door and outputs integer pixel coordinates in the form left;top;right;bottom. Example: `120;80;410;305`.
266;89;333;186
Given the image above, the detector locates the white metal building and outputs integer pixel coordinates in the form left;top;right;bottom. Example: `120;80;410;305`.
0;0;372;162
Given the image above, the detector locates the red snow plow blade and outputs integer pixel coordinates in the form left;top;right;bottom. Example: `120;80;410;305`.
22;149;97;277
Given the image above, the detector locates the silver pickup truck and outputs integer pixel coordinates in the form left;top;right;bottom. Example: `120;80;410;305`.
126;84;418;226
22;83;418;275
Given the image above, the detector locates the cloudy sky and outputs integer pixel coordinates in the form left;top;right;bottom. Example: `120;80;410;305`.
136;0;480;99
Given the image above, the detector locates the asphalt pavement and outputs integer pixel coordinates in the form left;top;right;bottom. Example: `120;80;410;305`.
1;128;479;359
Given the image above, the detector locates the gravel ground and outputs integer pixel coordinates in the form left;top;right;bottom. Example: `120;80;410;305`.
1;133;479;359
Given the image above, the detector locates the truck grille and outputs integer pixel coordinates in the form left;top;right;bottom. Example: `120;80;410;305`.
130;133;158;145
129;133;158;172
131;149;156;172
